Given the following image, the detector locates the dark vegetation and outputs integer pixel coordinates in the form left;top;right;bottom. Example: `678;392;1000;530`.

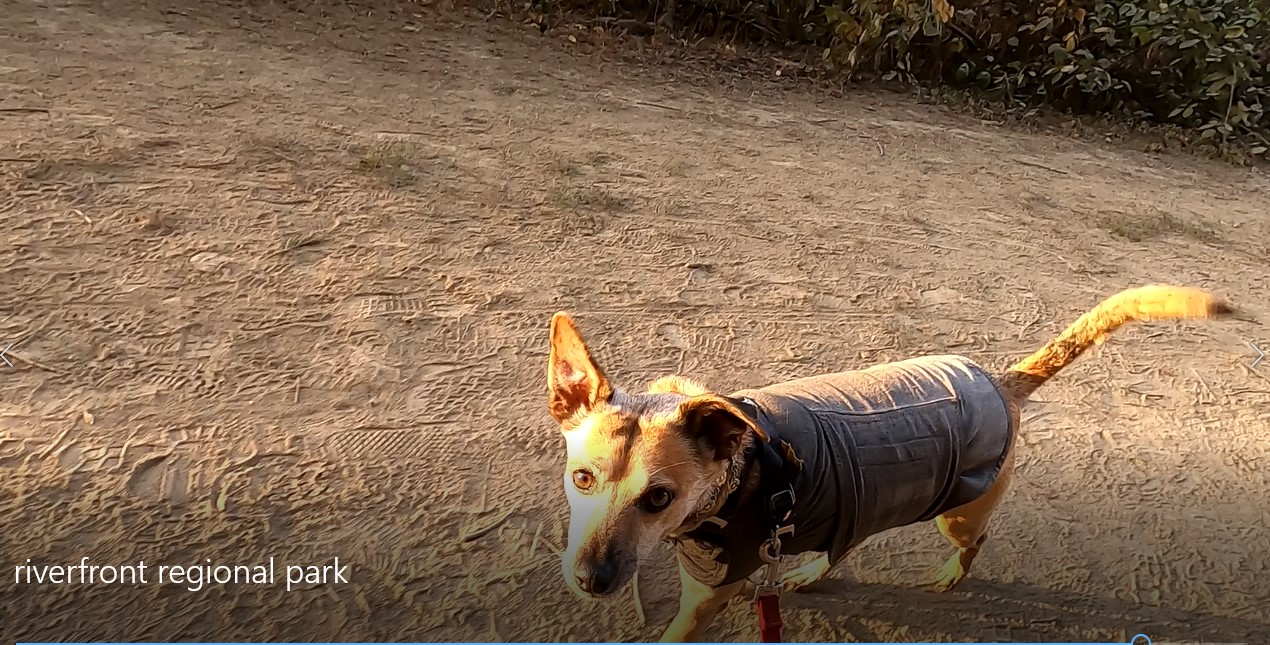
531;0;1270;162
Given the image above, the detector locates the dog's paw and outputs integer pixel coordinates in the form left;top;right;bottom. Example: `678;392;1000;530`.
932;555;968;592
780;555;832;593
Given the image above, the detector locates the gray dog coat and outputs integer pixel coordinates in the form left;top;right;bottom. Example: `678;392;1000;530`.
675;354;1016;587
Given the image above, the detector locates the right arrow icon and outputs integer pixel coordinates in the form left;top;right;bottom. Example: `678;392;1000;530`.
1253;341;1265;369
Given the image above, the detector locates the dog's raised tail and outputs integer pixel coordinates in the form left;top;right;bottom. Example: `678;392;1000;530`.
999;285;1233;400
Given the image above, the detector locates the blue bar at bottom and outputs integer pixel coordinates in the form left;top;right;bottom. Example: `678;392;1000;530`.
16;641;1150;645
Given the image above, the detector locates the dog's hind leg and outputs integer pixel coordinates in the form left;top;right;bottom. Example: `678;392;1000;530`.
932;444;1016;592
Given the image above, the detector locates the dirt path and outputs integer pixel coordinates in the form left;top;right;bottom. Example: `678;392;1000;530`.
2;0;1268;642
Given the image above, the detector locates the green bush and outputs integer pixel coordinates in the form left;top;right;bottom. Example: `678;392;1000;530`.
600;0;1270;157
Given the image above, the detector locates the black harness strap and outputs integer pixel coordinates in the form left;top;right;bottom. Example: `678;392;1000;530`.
731;396;797;538
732;396;798;644
680;395;802;588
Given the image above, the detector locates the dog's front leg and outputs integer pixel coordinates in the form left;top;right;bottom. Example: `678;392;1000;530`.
660;564;744;643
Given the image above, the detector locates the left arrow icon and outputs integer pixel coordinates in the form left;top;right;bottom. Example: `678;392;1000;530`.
0;342;13;368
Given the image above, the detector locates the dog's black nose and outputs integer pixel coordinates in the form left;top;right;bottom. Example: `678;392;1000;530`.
573;558;619;595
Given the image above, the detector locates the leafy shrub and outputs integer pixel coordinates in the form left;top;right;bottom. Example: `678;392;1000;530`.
594;0;1270;157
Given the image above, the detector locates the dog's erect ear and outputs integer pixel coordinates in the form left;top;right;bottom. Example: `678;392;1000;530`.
547;312;613;423
677;395;766;461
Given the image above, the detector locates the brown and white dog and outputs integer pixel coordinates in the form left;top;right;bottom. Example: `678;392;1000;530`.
544;285;1232;642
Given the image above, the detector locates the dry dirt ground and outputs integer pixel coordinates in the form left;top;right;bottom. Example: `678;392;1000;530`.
2;0;1270;642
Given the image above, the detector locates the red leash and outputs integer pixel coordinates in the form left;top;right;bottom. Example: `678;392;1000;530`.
755;591;783;642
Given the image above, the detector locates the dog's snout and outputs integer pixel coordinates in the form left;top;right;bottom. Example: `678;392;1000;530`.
572;554;621;596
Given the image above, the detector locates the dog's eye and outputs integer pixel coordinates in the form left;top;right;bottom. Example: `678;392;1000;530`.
639;487;676;513
572;469;595;492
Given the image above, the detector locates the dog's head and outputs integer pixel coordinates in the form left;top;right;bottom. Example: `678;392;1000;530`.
545;312;763;599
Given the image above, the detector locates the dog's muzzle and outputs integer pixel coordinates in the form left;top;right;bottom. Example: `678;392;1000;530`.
567;546;628;597
572;561;618;596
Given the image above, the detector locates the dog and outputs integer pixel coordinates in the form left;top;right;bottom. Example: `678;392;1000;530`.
544;284;1232;642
